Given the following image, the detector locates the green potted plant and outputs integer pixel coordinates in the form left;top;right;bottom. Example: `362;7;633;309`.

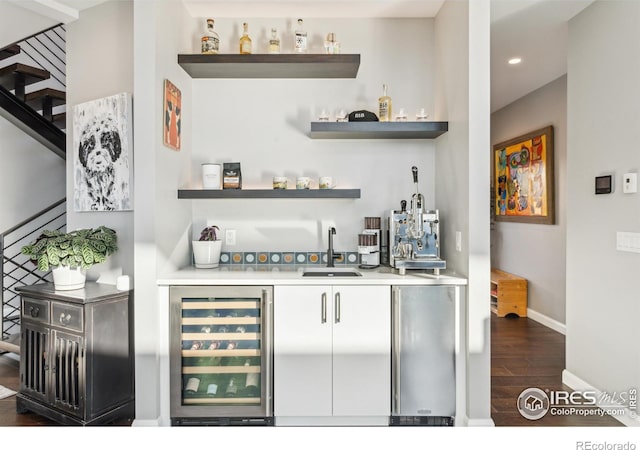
192;225;222;268
21;226;118;290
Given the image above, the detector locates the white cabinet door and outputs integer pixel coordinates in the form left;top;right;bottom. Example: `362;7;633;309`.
273;285;333;416
332;285;390;416
274;284;391;418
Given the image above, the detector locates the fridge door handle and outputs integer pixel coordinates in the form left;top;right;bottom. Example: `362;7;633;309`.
262;288;273;417
321;292;327;323
392;286;401;414
334;291;341;323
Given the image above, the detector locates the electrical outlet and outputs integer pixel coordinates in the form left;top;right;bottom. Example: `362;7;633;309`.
225;229;236;246
455;231;462;252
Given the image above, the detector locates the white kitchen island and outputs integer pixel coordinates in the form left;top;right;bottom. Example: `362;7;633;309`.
155;265;468;427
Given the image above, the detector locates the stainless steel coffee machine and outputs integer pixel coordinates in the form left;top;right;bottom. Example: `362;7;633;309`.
389;166;446;275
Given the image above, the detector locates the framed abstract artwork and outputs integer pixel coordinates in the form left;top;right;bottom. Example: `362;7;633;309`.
72;92;133;212
493;125;555;224
163;79;181;151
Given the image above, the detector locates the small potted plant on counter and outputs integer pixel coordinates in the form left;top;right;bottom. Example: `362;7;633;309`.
192;225;222;268
21;226;118;291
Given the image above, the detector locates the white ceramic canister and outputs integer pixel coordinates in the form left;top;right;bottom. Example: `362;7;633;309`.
202;163;221;189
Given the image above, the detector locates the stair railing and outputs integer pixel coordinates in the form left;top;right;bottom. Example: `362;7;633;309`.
1;198;66;350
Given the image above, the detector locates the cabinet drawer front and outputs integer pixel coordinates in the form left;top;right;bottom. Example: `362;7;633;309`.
51;302;83;332
22;298;50;325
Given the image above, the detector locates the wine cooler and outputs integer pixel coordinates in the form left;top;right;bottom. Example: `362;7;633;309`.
169;286;273;425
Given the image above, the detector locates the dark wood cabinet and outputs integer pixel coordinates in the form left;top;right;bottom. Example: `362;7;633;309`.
16;282;135;425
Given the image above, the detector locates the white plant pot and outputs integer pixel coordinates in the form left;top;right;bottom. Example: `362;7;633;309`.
52;265;87;291
192;240;222;268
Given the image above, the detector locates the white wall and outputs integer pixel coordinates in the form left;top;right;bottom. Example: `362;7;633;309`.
491;75;567;326
65;0;134;280
565;0;640;416
0;118;65;232
186;18;437;254
435;0;492;425
133;0;193;424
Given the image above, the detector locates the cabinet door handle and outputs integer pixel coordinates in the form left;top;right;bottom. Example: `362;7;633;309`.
321;292;327;324
29;306;40;318
334;292;341;323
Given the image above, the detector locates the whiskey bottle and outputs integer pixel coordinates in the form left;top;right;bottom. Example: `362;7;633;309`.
268;28;280;54
239;22;252;54
378;84;392;122
201;18;219;54
294;19;307;53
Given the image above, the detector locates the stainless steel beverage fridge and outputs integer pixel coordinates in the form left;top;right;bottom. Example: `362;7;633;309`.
390;285;461;426
170;286;273;425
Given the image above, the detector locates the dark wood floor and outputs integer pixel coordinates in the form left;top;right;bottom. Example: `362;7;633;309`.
0;313;625;427
491;313;623;426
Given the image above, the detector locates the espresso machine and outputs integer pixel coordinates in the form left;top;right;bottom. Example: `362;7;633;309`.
389;166;446;275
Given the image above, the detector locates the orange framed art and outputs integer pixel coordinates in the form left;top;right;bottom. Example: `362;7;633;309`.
163;79;181;151
492;125;555;224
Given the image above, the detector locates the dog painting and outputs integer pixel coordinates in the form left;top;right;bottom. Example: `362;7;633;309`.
73;93;132;212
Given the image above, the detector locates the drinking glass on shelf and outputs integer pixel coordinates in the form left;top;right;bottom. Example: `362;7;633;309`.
395;108;408;122
416;108;429;121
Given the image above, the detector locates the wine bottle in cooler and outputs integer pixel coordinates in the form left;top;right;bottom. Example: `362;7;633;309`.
225;377;238;397
244;359;260;397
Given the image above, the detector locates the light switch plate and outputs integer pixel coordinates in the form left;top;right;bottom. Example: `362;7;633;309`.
623;173;637;194
616;231;640;253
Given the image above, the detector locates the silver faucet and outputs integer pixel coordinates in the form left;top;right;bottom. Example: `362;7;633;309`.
327;226;341;268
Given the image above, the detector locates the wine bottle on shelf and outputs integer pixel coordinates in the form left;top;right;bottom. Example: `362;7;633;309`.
190;340;203;350
244;359;260;397
225;377;238;397
200;325;212;333
185;377;200;394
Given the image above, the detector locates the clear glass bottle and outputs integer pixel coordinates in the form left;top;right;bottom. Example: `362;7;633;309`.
324;33;340;54
378;84;393;122
201;18;219;54
239;22;252;54
294;19;307;53
268;28;280;54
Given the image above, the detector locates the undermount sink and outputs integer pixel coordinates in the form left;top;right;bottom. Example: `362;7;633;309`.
301;267;362;277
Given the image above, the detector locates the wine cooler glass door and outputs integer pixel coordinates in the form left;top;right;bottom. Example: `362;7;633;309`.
170;286;273;420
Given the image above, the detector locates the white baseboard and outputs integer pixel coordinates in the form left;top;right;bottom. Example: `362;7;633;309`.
562;369;640;427
527;308;566;335
132;418;163;427
465;418;495;427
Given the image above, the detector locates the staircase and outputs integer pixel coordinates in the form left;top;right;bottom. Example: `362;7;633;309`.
0;25;68;354
0;24;66;159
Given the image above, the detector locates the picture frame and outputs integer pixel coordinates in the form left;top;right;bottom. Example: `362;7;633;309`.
163;79;181;151
492;125;555;224
72;92;133;212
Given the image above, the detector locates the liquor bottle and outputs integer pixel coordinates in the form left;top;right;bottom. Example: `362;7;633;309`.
378;84;393;122
201;18;220;54
244;359;260;397
239;22;252;54
268;28;280;54
294;19;307;53
324;33;340;54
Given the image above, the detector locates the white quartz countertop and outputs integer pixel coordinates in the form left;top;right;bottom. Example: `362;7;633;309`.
157;265;467;286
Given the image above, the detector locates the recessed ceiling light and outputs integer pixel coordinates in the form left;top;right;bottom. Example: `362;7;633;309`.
508;57;522;65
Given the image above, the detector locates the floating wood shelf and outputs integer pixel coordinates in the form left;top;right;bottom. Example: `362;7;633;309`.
178;189;361;199
177;54;361;79
309;121;449;139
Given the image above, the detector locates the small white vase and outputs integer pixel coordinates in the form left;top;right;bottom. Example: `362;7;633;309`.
192;240;222;268
52;265;87;291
